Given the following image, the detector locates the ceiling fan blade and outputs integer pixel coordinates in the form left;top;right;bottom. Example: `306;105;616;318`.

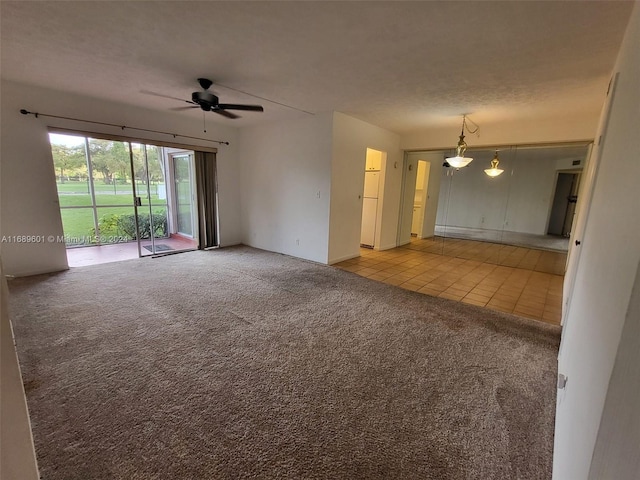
140;89;188;102
170;106;199;111
217;104;264;112
212;108;239;119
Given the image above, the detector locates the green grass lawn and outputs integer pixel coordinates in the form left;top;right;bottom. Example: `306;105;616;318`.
61;207;134;243
57;181;168;245
57;181;165;207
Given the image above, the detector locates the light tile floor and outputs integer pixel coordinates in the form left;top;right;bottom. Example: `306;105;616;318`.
335;237;566;325
66;235;197;267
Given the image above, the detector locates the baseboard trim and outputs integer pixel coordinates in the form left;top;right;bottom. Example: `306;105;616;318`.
5;265;69;279
328;252;361;265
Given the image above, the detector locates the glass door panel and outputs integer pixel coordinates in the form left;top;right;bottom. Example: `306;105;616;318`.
88;138;134;206
95;206;136;245
145;145;169;254
60;208;95;246
440;147;514;265
49;133;94;246
173;154;194;237
132;144;170;256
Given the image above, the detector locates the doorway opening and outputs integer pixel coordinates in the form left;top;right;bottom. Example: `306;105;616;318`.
411;160;432;237
49;132;202;266
548;172;580;237
397;151;443;248
360;148;384;249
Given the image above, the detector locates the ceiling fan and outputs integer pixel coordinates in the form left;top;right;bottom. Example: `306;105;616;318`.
169;78;264;119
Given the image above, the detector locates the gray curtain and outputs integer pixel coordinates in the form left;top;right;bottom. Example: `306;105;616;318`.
194;151;218;249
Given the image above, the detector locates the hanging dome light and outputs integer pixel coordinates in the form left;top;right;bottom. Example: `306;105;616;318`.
484;150;504;177
445;115;475;168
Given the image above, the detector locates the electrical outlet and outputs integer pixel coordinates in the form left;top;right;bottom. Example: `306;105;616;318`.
296;239;300;246
557;374;568;390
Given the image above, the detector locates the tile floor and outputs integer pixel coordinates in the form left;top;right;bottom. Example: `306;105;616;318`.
66;235;197;267
335;237;566;325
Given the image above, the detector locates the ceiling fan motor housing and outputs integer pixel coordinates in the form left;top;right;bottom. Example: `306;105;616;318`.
192;91;219;111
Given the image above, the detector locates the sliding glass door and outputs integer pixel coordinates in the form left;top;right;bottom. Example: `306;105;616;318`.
50;133;200;258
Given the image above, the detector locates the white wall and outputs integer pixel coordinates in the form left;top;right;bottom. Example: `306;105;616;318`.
238;113;333;264
328;112;401;263
503;149;562;235
553;3;640;479
0;81;241;277
436;150;514;231
433;147;581;236
589;260;640;479
0;257;40;480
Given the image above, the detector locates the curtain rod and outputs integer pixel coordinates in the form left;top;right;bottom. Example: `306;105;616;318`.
19;109;230;146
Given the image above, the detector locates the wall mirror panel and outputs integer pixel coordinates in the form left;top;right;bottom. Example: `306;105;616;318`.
399;142;591;276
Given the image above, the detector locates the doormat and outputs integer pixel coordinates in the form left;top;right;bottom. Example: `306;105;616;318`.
143;244;174;252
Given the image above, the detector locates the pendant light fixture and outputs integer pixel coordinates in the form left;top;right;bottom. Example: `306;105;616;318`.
445;115;477;168
484;150;504;177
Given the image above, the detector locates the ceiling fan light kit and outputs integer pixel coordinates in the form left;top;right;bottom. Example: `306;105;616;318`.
179;78;264;119
192;90;218;109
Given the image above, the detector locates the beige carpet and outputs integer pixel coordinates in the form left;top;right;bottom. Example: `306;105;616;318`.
9;245;560;479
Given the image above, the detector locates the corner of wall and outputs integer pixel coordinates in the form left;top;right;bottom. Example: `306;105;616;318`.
0;257;40;479
328;112;402;263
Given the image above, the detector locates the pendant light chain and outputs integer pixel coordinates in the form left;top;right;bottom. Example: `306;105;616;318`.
463;115;480;135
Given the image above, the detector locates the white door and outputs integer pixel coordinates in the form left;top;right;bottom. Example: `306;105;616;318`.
361;198;377;247
411;205;423;235
561;73;618;331
363;171;380;198
397;156;418;245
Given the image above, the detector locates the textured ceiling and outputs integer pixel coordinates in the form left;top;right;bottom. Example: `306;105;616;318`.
0;1;634;134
